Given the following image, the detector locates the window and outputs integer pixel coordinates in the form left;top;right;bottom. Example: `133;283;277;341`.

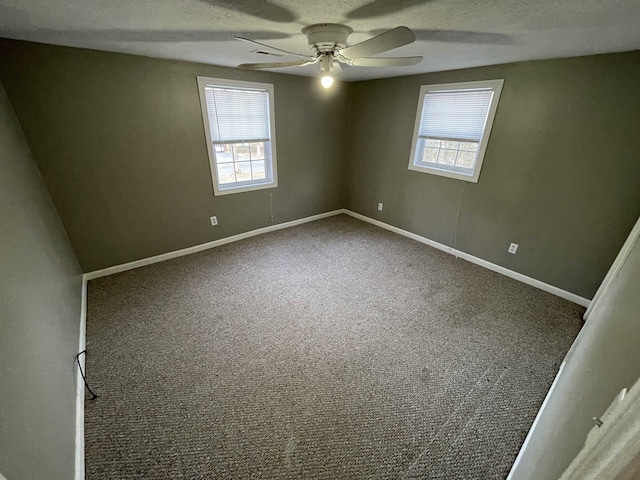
408;79;503;183
197;77;277;195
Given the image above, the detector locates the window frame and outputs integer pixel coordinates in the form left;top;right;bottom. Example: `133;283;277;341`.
197;76;278;196
407;79;504;183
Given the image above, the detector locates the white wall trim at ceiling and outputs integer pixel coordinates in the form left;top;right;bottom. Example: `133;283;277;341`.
75;277;87;480
82;209;345;280
583;215;640;320
343;210;591;308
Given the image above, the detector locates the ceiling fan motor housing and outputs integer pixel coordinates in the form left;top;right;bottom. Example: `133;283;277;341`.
302;23;353;54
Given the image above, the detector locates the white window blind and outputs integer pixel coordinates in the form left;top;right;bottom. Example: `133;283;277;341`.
204;86;271;143
197;77;278;196
408;79;504;183
418;88;494;142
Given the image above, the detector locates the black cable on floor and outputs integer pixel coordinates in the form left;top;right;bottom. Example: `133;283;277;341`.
76;350;99;400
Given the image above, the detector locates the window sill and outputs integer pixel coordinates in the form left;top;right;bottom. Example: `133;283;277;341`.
408;164;480;183
214;180;278;196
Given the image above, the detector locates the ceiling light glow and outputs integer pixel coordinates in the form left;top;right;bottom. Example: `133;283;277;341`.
321;75;334;89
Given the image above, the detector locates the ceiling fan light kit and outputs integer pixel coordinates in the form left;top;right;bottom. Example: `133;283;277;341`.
319;52;335;89
236;24;423;89
320;75;334;89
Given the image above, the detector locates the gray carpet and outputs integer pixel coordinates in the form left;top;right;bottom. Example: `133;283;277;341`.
85;214;583;479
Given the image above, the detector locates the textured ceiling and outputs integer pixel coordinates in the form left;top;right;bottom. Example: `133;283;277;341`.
1;0;640;81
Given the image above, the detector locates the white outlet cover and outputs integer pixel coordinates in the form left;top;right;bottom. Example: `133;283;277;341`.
210;216;218;226
378;203;383;211
508;243;519;254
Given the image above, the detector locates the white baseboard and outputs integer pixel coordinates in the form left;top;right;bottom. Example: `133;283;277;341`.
83;209;345;281
75;277;87;480
343;210;591;308
83;207;591;309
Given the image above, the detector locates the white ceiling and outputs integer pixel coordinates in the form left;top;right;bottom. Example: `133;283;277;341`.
1;0;640;81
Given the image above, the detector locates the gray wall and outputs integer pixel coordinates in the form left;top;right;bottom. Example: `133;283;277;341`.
0;81;82;480
508;223;640;479
1;40;638;298
1;37;639;480
0;39;350;272
346;51;640;299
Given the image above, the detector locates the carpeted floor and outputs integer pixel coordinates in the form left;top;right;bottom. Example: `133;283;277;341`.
85;214;584;479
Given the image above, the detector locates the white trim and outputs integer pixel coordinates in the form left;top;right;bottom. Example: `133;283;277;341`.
343;210;590;307
83;208;590;307
408;79;504;184
75;277;87;480
505;360;567;480
196;76;278;196
583;215;640;320
83;210;345;280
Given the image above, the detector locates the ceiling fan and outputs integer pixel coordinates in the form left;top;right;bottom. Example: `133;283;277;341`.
236;24;423;88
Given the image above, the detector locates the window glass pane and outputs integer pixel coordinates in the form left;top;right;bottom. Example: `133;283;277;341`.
250;142;265;160
217;163;236;184
441;140;459;150
235;161;252;182
425;138;441;148
233;143;250;161
251;160;266;180
438;149;457;166
459;141;479;152
422;147;439;164
215;144;234;164
456;151;477;168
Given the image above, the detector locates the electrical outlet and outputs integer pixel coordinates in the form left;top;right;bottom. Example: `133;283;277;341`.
378;203;383;211
508;243;519;254
210;216;218;226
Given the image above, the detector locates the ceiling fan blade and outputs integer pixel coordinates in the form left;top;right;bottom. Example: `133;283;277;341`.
237;59;318;69
338;26;416;60
345;0;431;19
349;56;423;67
235;37;314;58
369;28;513;45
